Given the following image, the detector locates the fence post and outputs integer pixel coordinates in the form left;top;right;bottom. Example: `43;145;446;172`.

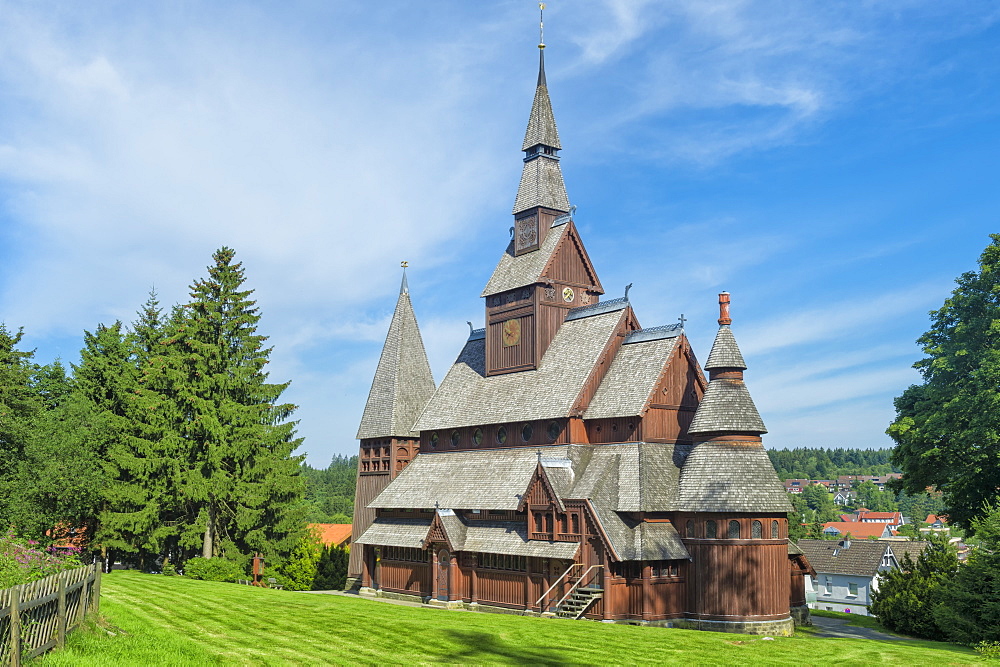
90;562;102;616
56;571;67;649
9;585;21;667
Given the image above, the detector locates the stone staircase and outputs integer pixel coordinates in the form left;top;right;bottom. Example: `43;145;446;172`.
555;586;603;620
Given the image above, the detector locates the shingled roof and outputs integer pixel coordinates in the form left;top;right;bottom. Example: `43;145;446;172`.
413;306;626;431
796;539;930;578
676;441;792;513
522;51;561;151
688;322;766;436
481;220;568;297
585;333;680;420
368;442;693;562
356;276;437;439
704;325;746;370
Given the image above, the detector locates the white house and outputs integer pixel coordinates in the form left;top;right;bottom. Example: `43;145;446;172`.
798;539;927;616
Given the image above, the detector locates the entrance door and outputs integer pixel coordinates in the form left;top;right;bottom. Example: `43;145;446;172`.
437;549;450;601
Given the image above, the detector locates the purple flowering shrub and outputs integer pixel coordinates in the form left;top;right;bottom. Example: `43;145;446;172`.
0;529;82;589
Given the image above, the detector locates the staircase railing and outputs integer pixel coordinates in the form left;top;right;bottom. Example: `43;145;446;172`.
535;563;581;613
552;565;603;617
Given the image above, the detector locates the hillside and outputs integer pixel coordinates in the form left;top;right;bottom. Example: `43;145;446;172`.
39;571;983;665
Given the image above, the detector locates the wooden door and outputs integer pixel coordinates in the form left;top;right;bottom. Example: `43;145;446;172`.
437;549;450;600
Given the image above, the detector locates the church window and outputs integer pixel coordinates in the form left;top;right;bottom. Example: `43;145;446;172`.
521;423;533;442
534;512;544;533
571;513;580;534
752;520;762;539
559;514;568;533
771;520;780;539
543;513;552;533
451;430;461;448
430;433;439;449
728;520;741;539
686;520;694;537
706;521;717;538
479;553;526;571
496;426;508;444
547;421;560;441
473;428;483;446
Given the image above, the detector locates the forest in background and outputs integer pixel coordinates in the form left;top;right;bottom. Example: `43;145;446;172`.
301;455;357;523
767;447;899;480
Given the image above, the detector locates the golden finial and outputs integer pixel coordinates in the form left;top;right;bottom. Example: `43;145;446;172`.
401;261;409;268
539;3;546;49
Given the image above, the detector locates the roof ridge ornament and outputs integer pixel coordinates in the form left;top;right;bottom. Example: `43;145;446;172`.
400;261;409;294
718;291;731;326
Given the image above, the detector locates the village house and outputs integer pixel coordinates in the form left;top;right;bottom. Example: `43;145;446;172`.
346;36;815;635
798;539;927;616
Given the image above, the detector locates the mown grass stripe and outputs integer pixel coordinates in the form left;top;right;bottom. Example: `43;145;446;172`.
38;571;985;666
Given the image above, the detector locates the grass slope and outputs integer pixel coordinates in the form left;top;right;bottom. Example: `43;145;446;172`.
40;571;982;666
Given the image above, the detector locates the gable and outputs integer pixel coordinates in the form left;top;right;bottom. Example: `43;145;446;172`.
423;512;451;548
518;463;564;512
540;221;603;293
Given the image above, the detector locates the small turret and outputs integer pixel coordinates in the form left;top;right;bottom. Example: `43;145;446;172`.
687;292;766;438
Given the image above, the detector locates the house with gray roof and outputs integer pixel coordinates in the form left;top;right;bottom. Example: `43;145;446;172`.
798;539;928;616
348;33;810;637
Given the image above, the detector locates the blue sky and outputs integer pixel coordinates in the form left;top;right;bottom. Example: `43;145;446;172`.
1;1;998;466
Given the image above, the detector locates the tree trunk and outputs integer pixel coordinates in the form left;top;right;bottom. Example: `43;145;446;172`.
202;504;216;558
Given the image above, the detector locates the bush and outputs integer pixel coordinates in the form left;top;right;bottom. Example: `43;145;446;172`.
312;545;349;591
975;641;1000;660
183;557;245;583
0;529;82;589
275;531;322;591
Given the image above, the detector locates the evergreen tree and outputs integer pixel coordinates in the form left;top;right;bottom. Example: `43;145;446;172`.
312;544;349;590
163;247;304;560
82;318;179;567
870;534;958;640
0;325;43;525
888;235;1000;530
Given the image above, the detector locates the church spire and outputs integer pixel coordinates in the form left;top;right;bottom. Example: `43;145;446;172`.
356;268;437;440
513;5;569;215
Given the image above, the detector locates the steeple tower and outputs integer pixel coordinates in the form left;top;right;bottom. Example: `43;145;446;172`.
480;10;603;376
350;263;437;580
512;7;570;255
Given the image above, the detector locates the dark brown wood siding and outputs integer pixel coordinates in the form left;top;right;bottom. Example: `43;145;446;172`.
684;536;791;621
348;468;391;577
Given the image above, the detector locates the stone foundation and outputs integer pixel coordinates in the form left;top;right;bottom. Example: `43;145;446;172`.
790;604;811;627
668;616;795;637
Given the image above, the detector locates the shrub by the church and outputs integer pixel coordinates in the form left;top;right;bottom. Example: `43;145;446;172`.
183;557;245;583
312;545;349;591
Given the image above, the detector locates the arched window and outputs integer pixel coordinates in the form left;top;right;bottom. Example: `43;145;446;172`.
772;520;780;539
571;514;580;534
706;520;717;538
728;520;741;539
451;430;461;448
473;428;483;446
534;512;543;533
686;520;695;537
496;426;507;445
752;520;762;539
430;433;439;449
521;423;533;442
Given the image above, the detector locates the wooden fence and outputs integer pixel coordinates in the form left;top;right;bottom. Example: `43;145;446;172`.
0;563;102;666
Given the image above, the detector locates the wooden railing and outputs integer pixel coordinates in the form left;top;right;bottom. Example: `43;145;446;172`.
0;562;102;666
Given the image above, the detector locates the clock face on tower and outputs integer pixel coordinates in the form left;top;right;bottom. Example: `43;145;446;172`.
502;318;521;346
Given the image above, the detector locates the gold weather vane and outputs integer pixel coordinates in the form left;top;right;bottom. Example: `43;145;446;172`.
539;3;546;49
401;261;409;268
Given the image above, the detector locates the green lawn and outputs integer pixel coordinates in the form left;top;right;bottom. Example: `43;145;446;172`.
39;571;983;665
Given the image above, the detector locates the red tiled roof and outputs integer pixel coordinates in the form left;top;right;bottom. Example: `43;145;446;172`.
926;514;946;524
309;523;353;547
821;522;891;539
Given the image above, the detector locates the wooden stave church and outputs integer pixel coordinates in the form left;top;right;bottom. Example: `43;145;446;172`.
348;44;813;634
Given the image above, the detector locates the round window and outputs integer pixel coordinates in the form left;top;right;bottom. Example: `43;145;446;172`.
430;433;439;449
451;430;461;448
496;426;507;444
547;421;560;441
473;428;483;446
521;423;533;442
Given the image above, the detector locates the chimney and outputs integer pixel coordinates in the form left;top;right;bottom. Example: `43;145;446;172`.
718;292;732;326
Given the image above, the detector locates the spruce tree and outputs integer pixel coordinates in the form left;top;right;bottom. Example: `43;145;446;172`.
0;325;43;525
164;247;304;560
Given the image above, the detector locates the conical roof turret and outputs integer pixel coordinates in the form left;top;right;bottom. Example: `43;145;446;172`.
688;293;766;437
356;267;436;439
